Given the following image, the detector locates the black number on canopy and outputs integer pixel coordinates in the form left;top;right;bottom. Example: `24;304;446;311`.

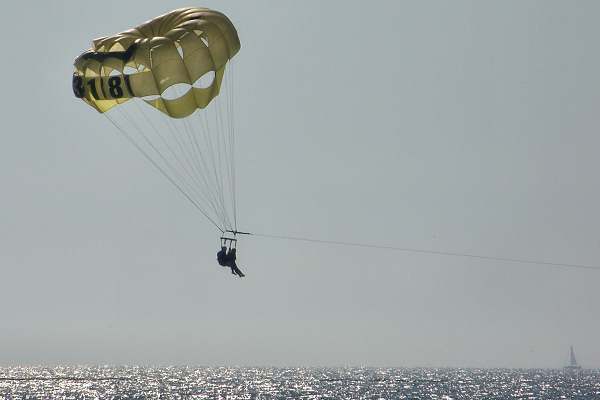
72;75;85;98
108;76;124;98
87;79;99;100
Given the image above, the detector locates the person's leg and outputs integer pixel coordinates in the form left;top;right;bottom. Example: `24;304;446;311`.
232;262;244;277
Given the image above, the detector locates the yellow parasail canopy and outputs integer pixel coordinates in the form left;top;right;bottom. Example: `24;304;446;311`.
73;7;241;118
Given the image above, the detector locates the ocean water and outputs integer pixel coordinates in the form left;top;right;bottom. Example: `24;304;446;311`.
0;366;598;399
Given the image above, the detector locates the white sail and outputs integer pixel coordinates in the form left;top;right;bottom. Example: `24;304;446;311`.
569;346;578;367
564;345;582;373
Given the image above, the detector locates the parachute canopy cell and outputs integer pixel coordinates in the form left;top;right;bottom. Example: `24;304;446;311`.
73;7;241;118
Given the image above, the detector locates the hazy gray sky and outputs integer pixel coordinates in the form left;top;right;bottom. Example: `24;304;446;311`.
1;0;599;368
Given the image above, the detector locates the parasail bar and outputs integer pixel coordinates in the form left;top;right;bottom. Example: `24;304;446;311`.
226;230;252;236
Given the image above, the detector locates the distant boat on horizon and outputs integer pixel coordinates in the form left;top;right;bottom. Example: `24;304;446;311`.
563;345;583;373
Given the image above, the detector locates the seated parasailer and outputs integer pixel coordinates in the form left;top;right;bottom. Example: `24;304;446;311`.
217;238;245;278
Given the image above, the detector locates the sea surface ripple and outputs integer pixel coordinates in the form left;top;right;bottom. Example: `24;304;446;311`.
0;366;598;399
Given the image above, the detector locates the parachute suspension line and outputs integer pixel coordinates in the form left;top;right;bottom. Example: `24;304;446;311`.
173;113;225;226
131;102;201;202
252;233;600;272
213;88;229;220
192;121;230;229
201;97;233;231
195;104;231;230
178;108;229;229
173;83;233;230
129;100;224;227
107;105;219;228
213;85;232;231
165;112;227;230
227;60;238;232
164;85;230;229
102;79;240;235
110;103;203;208
133;102;205;206
216;77;235;231
103;112;224;234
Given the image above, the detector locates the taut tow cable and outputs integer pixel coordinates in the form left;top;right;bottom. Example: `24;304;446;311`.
252;232;600;272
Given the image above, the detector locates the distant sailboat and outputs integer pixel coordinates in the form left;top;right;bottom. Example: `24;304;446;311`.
564;345;583;372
